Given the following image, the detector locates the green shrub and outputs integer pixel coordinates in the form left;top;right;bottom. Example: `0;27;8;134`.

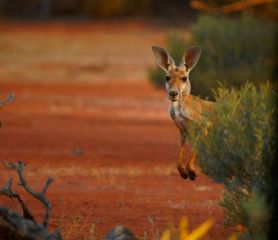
190;15;276;99
188;82;277;239
148;31;187;88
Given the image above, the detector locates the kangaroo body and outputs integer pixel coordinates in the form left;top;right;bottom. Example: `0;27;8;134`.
152;45;214;180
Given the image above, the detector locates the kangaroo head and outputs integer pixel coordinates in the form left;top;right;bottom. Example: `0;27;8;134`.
151;46;201;102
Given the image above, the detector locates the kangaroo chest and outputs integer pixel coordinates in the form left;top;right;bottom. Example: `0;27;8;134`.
169;102;190;133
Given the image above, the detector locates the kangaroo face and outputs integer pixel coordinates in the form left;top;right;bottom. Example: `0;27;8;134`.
152;46;201;102
165;66;190;102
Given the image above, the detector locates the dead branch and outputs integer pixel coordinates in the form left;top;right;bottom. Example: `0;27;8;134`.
5;161;54;227
190;0;276;14
0;161;63;240
0;178;35;222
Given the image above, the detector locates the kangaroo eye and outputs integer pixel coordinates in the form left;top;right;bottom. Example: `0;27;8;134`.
181;76;187;82
165;76;171;81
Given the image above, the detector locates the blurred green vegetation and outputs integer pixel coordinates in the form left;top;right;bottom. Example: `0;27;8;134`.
190;15;276;99
0;0;192;18
149;15;277;99
188;82;277;239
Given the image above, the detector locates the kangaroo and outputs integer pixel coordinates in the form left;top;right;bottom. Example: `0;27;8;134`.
151;46;214;180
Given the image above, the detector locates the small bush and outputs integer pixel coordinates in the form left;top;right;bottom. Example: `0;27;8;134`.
148;31;187;88
188;82;277;239
189;15;277;98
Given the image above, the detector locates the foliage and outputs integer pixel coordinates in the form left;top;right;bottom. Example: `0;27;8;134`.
202;0;235;7
148;31;187;88
160;217;237;240
160;217;214;240
188;82;277;239
0;0;151;18
1;0;192;18
191;0;278;19
189;15;277;98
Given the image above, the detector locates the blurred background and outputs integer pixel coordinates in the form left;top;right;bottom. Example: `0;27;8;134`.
0;1;277;240
0;0;277;20
0;0;277;97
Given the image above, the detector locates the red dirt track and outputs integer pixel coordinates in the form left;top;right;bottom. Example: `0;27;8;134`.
0;21;234;239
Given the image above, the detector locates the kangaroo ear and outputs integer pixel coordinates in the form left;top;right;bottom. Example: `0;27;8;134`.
151;46;175;72
180;46;201;71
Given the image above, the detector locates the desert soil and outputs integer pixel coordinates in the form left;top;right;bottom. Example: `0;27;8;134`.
0;21;234;239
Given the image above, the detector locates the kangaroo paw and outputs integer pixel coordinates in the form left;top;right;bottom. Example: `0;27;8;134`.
177;165;188;179
188;170;197;180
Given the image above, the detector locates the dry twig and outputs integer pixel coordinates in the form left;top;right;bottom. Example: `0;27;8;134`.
0;161;62;240
4;161;54;227
0;177;35;222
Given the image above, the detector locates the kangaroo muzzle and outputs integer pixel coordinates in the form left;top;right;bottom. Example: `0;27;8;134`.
168;89;179;101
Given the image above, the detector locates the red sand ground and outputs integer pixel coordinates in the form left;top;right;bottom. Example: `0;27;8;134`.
0;21;234;239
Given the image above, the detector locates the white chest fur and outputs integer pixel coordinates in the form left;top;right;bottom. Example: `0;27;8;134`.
169;102;189;133
169;102;183;120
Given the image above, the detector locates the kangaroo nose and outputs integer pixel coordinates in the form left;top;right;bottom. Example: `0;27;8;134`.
169;90;178;97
